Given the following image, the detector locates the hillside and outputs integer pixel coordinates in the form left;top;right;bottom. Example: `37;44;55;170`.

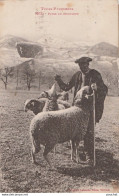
90;42;118;57
0;35;28;49
0;35;118;94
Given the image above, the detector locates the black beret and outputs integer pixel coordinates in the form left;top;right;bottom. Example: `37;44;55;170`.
75;57;92;64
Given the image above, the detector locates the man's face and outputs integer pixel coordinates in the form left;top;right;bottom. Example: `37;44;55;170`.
78;62;89;73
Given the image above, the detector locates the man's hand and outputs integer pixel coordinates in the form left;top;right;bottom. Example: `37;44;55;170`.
55;74;61;81
91;83;97;91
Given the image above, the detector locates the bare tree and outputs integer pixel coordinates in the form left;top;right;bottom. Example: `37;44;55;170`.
15;66;19;89
37;71;42;90
0;67;13;89
22;65;36;91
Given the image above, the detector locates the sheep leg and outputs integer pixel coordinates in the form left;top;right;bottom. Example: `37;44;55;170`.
71;140;73;160
53;146;56;154
31;149;36;164
71;139;80;163
31;136;41;164
43;143;56;170
75;141;80;163
71;140;76;161
76;148;78;163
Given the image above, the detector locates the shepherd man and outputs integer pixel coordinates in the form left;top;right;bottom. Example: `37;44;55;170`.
55;57;108;164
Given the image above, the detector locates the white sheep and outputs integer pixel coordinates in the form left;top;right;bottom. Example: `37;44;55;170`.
24;84;69;155
30;86;91;169
38;88;69;101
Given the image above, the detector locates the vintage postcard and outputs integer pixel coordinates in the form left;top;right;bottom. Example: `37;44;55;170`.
0;0;119;194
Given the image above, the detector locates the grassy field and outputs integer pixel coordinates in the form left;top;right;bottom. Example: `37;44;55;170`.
0;90;119;193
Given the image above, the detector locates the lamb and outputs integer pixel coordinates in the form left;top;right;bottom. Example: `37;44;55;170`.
41;84;64;112
38;84;71;108
38;88;69;101
30;86;92;169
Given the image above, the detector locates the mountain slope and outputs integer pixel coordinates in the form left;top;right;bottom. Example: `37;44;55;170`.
0;35;28;49
90;42;118;57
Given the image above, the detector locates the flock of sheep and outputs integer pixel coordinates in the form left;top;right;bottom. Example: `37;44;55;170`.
24;84;92;170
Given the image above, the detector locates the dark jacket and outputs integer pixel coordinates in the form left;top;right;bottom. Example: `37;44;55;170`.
57;69;108;122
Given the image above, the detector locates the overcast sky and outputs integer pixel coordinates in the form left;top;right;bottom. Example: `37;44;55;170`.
0;0;118;46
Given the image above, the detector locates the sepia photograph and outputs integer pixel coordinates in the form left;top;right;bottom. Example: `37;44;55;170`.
0;0;119;193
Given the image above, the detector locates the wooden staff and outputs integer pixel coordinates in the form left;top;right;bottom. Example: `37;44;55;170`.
93;89;96;167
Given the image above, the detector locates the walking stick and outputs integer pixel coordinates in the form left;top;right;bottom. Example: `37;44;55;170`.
93;89;96;167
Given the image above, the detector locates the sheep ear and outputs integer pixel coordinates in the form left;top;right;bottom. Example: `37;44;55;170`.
25;99;31;104
50;83;57;97
30;100;35;107
44;91;49;98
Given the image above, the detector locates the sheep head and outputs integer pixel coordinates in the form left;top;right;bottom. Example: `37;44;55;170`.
74;86;91;107
24;98;46;115
38;83;58;101
75;86;90;99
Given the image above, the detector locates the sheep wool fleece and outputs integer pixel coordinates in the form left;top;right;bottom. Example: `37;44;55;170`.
30;106;90;149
